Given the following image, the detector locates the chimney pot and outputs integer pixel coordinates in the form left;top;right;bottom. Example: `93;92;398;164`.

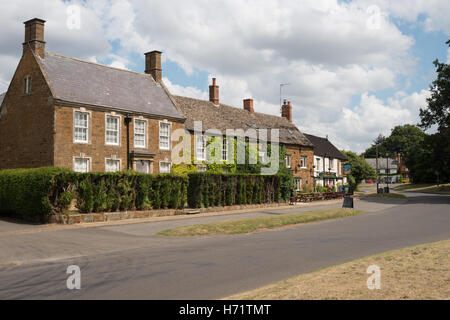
23;18;46;58
243;99;254;114
145;50;162;83
209;78;219;106
281;100;293;122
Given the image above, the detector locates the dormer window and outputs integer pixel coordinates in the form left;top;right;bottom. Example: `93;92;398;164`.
24;76;31;94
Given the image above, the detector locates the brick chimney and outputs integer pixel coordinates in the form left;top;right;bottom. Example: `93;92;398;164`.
209;78;219;106
23;18;46;58
243;99;254;114
281;99;292;122
145;51;162;83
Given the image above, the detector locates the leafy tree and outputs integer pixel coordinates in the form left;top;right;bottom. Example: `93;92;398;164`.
341;150;376;189
419;40;450;131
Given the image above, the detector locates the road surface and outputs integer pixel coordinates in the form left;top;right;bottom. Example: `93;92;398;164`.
0;191;448;299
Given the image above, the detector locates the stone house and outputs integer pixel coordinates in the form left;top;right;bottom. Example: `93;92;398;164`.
0;18;314;182
172;79;315;189
303;134;347;188
0;18;185;173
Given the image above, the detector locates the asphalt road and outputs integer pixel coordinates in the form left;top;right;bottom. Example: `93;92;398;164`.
0;191;449;299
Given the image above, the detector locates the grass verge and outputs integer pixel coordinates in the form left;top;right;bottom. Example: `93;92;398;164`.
366;192;407;199
225;239;450;300
393;183;450;195
156;209;364;236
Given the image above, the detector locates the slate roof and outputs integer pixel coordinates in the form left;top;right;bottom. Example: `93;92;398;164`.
172;95;313;146
304;133;347;160
35;51;184;120
365;158;398;170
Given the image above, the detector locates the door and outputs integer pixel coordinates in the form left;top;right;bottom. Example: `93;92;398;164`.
136;160;150;174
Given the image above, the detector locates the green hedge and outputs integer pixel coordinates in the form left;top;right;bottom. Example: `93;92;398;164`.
0;168;291;220
0;168;188;220
187;173;292;208
0;167;70;220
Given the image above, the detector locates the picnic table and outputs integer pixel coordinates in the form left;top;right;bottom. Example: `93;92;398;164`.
293;191;344;203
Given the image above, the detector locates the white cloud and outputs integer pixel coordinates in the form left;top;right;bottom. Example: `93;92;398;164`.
0;0;442;153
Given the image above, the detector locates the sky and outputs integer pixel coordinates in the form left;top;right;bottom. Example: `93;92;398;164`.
0;0;449;153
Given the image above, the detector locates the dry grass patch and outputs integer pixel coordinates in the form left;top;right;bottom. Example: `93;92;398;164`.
225;240;450;300
394;183;450;195
156;209;364;236
366;192;407;199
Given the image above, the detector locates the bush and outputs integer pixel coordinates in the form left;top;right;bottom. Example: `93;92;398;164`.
187;173;291;208
0;167;71;220
0;168;188;219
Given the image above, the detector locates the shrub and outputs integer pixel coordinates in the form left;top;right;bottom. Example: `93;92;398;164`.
187;173;291;208
0;167;70;220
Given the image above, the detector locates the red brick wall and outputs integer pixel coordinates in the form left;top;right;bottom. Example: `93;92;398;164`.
0;48;54;169
286;145;314;189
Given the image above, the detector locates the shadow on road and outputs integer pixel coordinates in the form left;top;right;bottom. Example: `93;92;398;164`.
360;193;450;205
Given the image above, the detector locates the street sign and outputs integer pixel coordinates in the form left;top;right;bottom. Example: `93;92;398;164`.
343;163;351;174
342;197;354;209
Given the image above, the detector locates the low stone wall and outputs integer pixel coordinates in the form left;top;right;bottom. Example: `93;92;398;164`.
49;202;289;225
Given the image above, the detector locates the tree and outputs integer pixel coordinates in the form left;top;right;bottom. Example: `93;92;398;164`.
419;40;450;131
341;150;376;189
363;134;393;158
417;39;450;183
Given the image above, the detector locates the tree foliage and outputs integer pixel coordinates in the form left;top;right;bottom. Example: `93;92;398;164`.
340;150;376;189
419;40;450;131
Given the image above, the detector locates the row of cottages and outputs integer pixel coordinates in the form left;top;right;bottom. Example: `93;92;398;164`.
304;134;348;187
0;18;346;190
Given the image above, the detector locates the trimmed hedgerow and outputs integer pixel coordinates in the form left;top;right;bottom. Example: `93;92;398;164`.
0;168;290;219
0;167;71;220
187;173;291;208
0;168;188;219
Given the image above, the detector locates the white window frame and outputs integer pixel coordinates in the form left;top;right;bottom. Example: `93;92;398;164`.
74;110;90;144
159;161;171;173
105;114;120;146
24;76;32;94
196;135;206;161
159;121;171;150
294;178;302;191
222;137;228;162
259;151;265;163
105;158;121;172
285;155;291;168
134;118;147;149
73;157;91;173
329;158;334;169
300;156;307;169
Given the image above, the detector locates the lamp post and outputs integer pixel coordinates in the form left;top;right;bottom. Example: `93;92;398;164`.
376;143;379;193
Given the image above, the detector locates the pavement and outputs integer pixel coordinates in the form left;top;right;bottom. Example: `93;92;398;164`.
0;189;449;299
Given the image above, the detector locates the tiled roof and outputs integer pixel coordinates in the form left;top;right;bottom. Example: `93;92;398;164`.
0;92;5;108
36;52;184;120
304;133;347;160
365;158;398;170
172;95;313;146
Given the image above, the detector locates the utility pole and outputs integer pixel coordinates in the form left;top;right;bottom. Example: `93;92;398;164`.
376;144;379;193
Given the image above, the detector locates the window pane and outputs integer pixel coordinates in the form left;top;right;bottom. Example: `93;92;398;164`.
222;138;228;161
106;159;120;172
74;112;88;142
135;120;146;147
159;123;170;149
106;116;119;145
160;162;171;173
74;158;89;173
